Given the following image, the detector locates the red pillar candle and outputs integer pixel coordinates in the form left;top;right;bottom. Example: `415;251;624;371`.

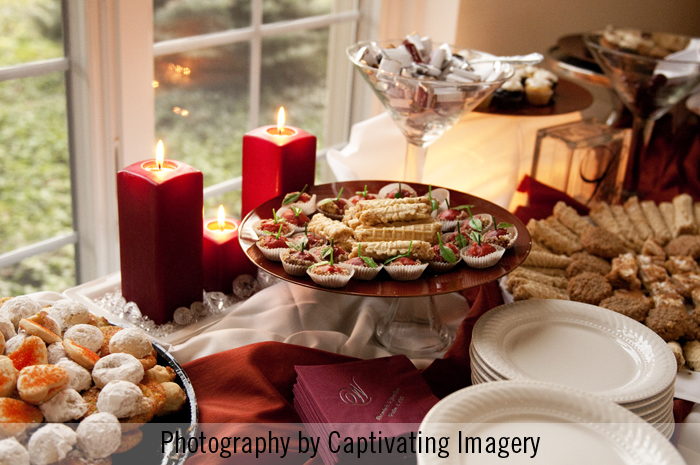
117;141;203;325
203;206;257;294
241;107;316;216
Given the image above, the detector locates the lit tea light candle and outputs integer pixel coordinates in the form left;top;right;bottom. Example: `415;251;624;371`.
203;205;256;294
241;107;316;216
117;140;203;325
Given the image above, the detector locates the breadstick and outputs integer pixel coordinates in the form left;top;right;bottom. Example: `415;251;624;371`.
611;205;643;250
544;217;583;250
531;220;581;255
523;250;572;269
590;202;623;235
640;200;672;245
529;238;551;253
512;281;569;301
673;193;696;236
353;219;441;243
358;203;431;225
348;240;434;262
521;266;567;277
623;196;653;240
658;202;676;238
506;268;568;290
308;213;354;243
553;201;592;236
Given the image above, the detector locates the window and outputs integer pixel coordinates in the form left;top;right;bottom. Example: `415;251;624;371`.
0;0;370;294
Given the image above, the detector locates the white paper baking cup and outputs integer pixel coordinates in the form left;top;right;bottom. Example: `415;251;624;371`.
378;182;418;199
483;225;519;250
306;263;354;288
428;256;461;273
257;242;289;262
252;219;295;238
289;233;328;249
316;197;350;221
384;262;429;280
286;193;317;216
348;262;384;280
460;244;505;268
280;250;316;276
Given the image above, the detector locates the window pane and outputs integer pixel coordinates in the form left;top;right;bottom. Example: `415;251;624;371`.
154;43;251;191
0;244;75;296
154;0;251;42
259;29;328;149
0;73;72;255
0;0;63;68
204;191;242;221
263;0;331;23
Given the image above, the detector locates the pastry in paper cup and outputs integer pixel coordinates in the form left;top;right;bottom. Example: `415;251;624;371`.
252;219;294;238
281;188;316;216
316;197;351;221
384;260;428;280
460;243;505;269
378;182;418;199
257;236;291;262
428;241;461;273
459;213;495;236
281;249;317;276
483;224;518;250
306;262;354;288
309;244;349;263
276;206;311;233
345;257;383;280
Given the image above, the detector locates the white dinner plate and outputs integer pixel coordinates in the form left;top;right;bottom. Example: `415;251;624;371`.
418;380;683;465
472;300;677;404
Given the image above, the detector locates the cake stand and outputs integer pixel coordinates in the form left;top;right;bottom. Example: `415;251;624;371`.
239;180;531;358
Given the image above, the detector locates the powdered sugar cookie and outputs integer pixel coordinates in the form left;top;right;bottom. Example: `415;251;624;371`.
96;380;146;418
64;324;104;353
0;296;41;328
0;437;29;465
92;353;144;389
108;328;152;359
76;412;122;459
0;313;16;341
27;424;77;465
48;300;90;332
46;342;68;364
55;359;92;392
38;388;87;422
4;332;28;355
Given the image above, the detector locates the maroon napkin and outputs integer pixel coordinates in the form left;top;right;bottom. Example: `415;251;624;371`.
512;175;589;224
293;355;439;465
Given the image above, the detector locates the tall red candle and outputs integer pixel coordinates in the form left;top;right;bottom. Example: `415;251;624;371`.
117;141;203;325
203;206;257;294
241;107;316;216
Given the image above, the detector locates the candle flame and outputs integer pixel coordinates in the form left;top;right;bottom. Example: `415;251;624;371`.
217;205;226;231
277;107;285;134
156;140;164;170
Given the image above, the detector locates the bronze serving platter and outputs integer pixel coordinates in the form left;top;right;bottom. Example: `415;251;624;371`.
239;181;531;297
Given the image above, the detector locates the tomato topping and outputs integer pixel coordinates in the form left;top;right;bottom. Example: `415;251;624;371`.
346;257;368;267
485;228;508;238
262;235;288;249
298;193;312;202
467;243;496;257
315;264;342;275
349;193;378;205
387;188;413;199
393;256;417;266
281;209;309;226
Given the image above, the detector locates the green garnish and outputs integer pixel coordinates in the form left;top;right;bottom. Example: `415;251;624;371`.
437;233;456;264
393;183;403;199
355;185;369;198
321;238;335;264
282;184;308;206
428;185;439;211
384;241;413;265
357;243;378;268
272;208;281;224
335;187;344;202
454;204;474;211
288;239;304;252
293;206;303;218
455;222;469;249
469;230;482;246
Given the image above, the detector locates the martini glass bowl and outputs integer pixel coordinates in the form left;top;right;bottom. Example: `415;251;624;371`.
347;39;514;182
584;31;700;195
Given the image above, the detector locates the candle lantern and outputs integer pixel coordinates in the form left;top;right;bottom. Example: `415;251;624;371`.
117;141;204;325
241;107;317;216
203;205;257;294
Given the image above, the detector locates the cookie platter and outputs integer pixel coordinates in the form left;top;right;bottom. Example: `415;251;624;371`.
239;180;531;297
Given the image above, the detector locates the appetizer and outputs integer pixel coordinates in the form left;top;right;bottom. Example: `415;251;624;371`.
383;241;429;280
345;243;383;280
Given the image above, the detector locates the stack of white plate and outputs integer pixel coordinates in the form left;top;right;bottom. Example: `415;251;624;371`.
418;380;685;465
469;300;677;439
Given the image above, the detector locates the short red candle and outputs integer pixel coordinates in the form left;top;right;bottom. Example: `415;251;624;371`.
202;211;257;294
117;155;203;325
241;111;316;216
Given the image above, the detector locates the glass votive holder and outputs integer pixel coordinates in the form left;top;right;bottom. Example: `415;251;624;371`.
531;119;631;205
